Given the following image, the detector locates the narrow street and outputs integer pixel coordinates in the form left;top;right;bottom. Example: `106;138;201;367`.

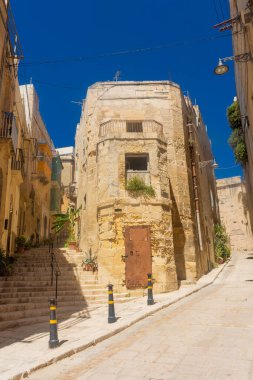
28;252;253;380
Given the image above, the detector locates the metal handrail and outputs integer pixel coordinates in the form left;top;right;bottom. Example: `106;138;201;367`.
49;238;61;301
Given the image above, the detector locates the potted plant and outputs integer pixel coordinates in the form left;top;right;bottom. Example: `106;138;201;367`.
82;249;98;272
15;236;26;253
52;206;81;250
0;249;13;276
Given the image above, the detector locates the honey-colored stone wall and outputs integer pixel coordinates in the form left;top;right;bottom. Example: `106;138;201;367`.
217;176;253;252
75;81;218;294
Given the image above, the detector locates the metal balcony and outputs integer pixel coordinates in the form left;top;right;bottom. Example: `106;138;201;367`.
11;148;25;178
99;119;164;139
0;112;18;151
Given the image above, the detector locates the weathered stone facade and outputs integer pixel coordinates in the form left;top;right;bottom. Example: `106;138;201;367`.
217;176;253;252
56;146;76;212
230;0;253;233
75;81;219;294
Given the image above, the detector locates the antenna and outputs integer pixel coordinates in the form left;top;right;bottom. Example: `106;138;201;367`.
71;100;82;105
114;70;121;81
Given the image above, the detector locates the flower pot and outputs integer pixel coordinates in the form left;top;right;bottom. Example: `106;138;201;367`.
84;263;93;271
68;241;78;250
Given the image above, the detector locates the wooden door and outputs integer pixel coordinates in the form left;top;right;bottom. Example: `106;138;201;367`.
125;226;152;289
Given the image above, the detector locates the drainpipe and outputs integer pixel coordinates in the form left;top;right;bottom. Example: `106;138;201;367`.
188;122;203;251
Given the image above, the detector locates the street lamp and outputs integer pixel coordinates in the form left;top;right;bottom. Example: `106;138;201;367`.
199;159;218;169
214;53;251;76
214;59;229;75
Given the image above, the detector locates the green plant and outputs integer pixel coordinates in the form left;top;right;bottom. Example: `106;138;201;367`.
0;249;13;276
24;239;31;249
82;249;98;271
214;224;231;263
126;176;155;198
227;100;248;165
227;100;241;129
15;235;26;248
52;206;80;242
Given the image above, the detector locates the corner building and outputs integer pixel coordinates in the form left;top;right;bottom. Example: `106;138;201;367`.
75;81;219;294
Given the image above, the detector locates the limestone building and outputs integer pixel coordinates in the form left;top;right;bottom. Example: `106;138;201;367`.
75;81;219;294
19;84;54;243
229;0;253;232
0;0;25;254
217;176;253;251
56;146;76;211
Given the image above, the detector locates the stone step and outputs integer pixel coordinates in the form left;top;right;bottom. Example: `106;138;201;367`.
0;273;97;281
0;294;135;323
0;306;97;331
0;279;100;287
0;289;129;304
0;304;90;323
0;283;102;293
0;287;107;304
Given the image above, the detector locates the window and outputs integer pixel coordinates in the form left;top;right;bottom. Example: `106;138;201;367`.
125;155;148;171
125;154;150;185
126;121;143;133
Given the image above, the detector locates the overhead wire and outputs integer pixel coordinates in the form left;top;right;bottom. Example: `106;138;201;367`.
19;33;234;68
217;0;226;19
215;165;240;170
19;74;83;90
213;0;221;21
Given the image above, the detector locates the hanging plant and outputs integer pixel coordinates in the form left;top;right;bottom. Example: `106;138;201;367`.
227;100;242;129
227;100;248;165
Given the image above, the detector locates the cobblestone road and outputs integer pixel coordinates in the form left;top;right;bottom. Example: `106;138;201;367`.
28;252;253;380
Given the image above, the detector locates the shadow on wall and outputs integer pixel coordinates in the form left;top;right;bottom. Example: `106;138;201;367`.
0;245;91;349
169;181;186;282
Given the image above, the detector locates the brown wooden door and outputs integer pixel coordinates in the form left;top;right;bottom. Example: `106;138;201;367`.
125;226;152;289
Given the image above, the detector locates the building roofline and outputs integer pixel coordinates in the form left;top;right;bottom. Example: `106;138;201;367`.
89;80;180;90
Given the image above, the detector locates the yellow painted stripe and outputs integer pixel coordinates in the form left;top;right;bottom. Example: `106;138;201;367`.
108;291;113;294
50;320;57;324
148;286;152;289
50;306;56;310
108;301;114;304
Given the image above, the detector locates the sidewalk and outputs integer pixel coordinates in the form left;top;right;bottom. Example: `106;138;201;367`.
0;262;228;380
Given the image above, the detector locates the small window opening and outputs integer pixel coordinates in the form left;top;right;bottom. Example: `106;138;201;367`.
125;155;148;171
126;121;143;133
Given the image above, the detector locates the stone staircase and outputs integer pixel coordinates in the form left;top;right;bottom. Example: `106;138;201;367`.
0;246;134;330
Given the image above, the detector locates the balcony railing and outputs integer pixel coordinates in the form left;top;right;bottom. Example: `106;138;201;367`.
99;119;164;138
11;148;24;178
126;170;151;186
0;112;18;151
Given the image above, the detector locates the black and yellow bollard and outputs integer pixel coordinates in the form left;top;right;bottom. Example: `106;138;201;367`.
49;298;59;348
147;273;154;305
107;283;116;323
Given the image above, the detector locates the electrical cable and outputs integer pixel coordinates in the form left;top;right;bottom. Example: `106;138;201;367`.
19;74;83;90
19;33;234;67
213;0;221;21
218;0;226;19
224;0;230;16
215;165;240;170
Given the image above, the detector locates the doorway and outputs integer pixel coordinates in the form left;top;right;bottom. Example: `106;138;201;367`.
124;226;152;289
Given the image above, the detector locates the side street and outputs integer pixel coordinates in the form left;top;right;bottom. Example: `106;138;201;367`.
0;1;253;379
0;257;228;380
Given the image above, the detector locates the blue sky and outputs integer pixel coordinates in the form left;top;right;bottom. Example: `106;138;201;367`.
12;0;241;179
